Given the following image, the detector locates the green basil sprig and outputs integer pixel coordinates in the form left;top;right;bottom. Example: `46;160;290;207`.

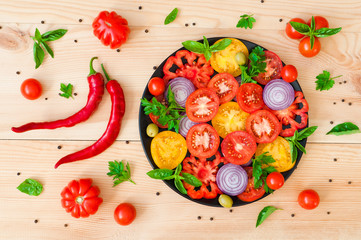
164;8;178;25
285;126;318;163
31;28;67;69
240;46;266;84
256;206;282;227
326;122;360;136
17;178;43;196
147;164;202;195
182;37;232;61
252;152;277;194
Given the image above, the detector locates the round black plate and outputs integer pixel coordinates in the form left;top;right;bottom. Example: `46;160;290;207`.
139;37;308;207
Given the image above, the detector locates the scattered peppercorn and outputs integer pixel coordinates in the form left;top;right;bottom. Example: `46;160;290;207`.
327;211;331;215
261;0;265;3
17;172;21;176
64;224;68;227
333;102;336;105
16;71;20;75
117;49;121;52
45;98;48;100
138;6;142;10
145;29;149;33
344;81;347;83
334;158;337;162
291;214;295;217
348;181;352;184
329;179;332;182
339;82;342;85
197;216;201;220
57;145;62;149
210;217;214;221
330;121;334;124
126;141;130;144
156;192;160;196
153;66;157;70
342;99;345;102
229;209;233;213
279;19;283;22
0;26;2;29
78;19;83;23
349;102;352;106
185;23;189;27
34;219;38;224
192;23;196;26
74;93;77;96
74;40;78;43
41;21;45;24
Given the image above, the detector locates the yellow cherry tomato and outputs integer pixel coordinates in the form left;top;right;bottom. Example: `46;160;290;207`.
210;38;249;77
256;136;294;172
151;131;187;169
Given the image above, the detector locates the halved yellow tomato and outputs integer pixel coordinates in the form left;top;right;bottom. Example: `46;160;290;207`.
255;136;294;172
211;102;249;138
210;38;249;77
151;131;187;169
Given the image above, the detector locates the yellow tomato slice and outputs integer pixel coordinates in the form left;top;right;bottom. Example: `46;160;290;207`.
151;131;187;169
210;38;249;77
211;102;250;138
255;136;294;172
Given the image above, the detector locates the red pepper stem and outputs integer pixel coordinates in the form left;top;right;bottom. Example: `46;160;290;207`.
101;63;111;82
88;57;98;76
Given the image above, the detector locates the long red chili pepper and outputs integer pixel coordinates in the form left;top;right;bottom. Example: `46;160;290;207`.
55;64;125;168
12;57;104;133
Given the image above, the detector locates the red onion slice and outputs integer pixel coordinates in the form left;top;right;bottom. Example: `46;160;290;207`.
164;77;196;107
216;163;248;196
263;79;295;110
241;158;253;167
179;116;199;138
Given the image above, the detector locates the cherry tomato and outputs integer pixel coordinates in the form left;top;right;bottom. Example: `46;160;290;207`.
186;123;220;158
246;110;281;144
286;18;306;39
114;203;136;226
307;16;329;30
237;167;265;202
253;51;283;85
237;83;264;113
186;88;220;123
20;78;42;100
281;65;298;83
207;73;239;104
148;77;165;96
298;189;320;210
299;37;321;58
266;172;285;190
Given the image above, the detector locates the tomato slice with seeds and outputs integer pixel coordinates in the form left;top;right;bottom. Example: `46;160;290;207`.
237;83;264;113
246;110;281;143
207;73;239;104
186;123;220;159
253;51;283;85
237;167;265;202
221;131;257;165
186;88;220;123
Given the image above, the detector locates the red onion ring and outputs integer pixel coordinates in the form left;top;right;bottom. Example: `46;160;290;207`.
216;163;248;196
164;77;196;107
263;79;295;110
241;158;253;167
179;116;199;137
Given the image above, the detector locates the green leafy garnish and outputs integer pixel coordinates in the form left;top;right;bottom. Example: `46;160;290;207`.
315;70;342;91
59;83;74;99
236;14;256;29
17;178;43;196
107;160;135;186
326;122;360;136
256;206;282;227
164;8;178;25
240;46;266;84
182;37;232;61
31;28;67;69
252;153;277;193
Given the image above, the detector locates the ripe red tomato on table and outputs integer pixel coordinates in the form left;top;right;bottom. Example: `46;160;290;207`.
299;37;321;57
298;189;320;210
281;65;298;83
20;78;42;100
148;77;165;96
285;18;306;39
114;203;136;226
307;16;329;30
266;172;284;190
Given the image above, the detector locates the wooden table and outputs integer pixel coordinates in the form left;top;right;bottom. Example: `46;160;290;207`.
1;1;361;239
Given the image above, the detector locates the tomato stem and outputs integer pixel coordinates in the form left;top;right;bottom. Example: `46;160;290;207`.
75;196;84;204
88;57;98;76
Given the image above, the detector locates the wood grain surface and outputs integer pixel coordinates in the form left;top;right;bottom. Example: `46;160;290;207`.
0;0;360;239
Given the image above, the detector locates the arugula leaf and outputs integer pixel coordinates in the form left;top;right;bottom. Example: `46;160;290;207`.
315;70;342;91
236;14;256;29
252;153;277;192
326;122;360;136
107;160;135;186
59;83;74;99
256;206;282;227
17;179;43;196
164;8;178;25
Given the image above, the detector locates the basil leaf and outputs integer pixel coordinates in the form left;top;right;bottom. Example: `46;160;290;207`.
203;36;209;49
147;169;174;179
40;41;54;58
41;29;67;42
182;172;202;187
17;179;43;196
163;175;176;180
182;40;205;54
326;122;361;136
174;177;187;194
204;49;212;61
298;126;318;141
310;16;315;32
35;28;42;42
256;206;282;227
314;27;342;38
295;141;306;154
310;35;315;49
289;21;311;35
33;42;44;69
289;141;297;163
174;164;182;176
164;8;178;25
210;38;232;52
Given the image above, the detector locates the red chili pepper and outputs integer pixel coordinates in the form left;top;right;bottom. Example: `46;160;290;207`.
12;57;104;133
55;64;125;168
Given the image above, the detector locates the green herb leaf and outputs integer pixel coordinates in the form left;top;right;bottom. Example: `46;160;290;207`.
209;38;232;52
35;28;42;42
297;126;318;141
256;206;282;227
33;42;44;69
164;8;178;25
41;29;68;42
182;172;202;187
182;40;205;54
108;160;136;186
252;153;276;190
314;27;342;38
174;177;187;194
236;14;256;29
310;16;315;32
59;83;74;99
204;50;212;61
175;163;182;176
326;122;361;136
310;35;315;49
289;21;311;35
203;36;209;49
17;178;43;196
147;169;174;179
289;141;297;163
315;70;342;91
295;141;306;154
40;41;54;58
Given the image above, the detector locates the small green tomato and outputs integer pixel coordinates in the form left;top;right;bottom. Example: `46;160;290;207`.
146;123;159;137
218;194;233;208
235;52;247;66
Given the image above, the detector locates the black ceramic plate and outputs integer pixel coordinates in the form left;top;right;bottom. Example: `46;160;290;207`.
139;37;308;207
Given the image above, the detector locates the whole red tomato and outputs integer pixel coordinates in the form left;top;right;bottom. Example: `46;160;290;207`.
281;65;298;83
298;189;320;210
61;179;103;218
299;37;321;57
307;16;329;30
114;203;136;226
21;78;42;100
286;18;306;39
266;172;284;190
92;11;130;49
148;77;165;96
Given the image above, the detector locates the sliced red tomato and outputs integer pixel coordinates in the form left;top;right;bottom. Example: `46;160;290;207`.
182;152;225;199
246;110;281;143
207;73;239;104
186;88;220;123
237;167;265;202
237;83;264;113
265;91;308;137
221;131;257;165
163;50;214;88
253;51;283;85
186;123;220;158
149;113;168;129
